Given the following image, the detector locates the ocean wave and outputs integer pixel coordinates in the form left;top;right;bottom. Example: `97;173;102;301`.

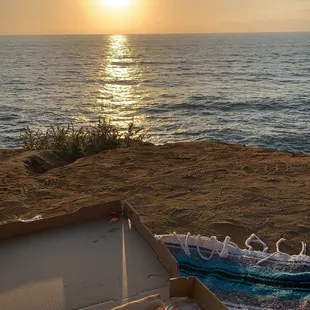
189;95;223;101
160;94;178;98
102;80;140;86
0;114;20;121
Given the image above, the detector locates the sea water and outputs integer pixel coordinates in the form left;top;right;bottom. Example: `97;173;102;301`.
1;33;310;152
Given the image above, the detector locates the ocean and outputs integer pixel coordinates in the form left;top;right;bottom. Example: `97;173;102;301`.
1;33;310;153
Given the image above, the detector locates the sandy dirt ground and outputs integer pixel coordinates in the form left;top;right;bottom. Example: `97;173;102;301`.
0;142;309;254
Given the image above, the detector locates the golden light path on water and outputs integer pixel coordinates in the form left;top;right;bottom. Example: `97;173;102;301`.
97;35;144;130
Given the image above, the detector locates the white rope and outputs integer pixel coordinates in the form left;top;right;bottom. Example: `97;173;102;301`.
166;232;310;264
173;232;191;256
185;232;191;256
257;238;286;265
196;235;219;260
245;233;268;252
220;236;239;258
220;236;230;258
228;239;239;249
19;215;43;223
299;242;307;256
276;238;286;252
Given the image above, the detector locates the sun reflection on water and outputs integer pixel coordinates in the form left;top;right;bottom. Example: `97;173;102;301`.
97;35;144;129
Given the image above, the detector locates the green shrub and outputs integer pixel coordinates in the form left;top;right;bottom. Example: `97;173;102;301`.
21;119;147;159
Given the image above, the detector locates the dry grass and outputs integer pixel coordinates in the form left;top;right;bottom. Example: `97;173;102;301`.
21;119;147;159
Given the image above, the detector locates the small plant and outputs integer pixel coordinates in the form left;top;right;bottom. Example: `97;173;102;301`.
21;118;147;159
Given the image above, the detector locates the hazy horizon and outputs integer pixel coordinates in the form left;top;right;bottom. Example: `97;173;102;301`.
1;0;310;35
1;31;310;37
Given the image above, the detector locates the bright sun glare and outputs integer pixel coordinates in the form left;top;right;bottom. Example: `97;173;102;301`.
100;0;131;9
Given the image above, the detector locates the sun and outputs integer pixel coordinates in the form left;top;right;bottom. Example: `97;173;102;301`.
100;0;131;9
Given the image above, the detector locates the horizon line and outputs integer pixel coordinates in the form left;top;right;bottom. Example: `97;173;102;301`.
1;30;310;37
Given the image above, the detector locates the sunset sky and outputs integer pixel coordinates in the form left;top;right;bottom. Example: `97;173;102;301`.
0;0;310;35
